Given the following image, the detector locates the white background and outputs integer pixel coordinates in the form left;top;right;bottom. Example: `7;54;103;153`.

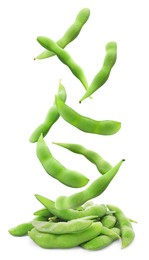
0;0;148;258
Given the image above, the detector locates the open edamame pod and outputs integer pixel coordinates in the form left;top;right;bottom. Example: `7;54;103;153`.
35;8;90;60
79;42;117;102
55;96;121;135
36;134;89;188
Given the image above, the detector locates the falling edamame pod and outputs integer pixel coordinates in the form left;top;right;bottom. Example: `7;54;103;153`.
36;134;89;188
79;42;117;102
29;81;66;143
35;194;107;221
55;96;121;135
55;159;125;210
37;36;88;90
35;8;90;60
107;204;135;248
52;142;112;174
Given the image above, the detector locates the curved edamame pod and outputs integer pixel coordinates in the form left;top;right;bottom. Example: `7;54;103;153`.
55;96;121;135
33;208;53;218
28;222;102;249
36;134;89;188
29;81;66;143
107;204;135;248
79;42;117;102
35;194;107;221
101;214;117;228
55;159;125;210
8;222;33;237
37;36;88;90
35;8;90;60
81;227;120;250
53;142;112;174
32;218;93;234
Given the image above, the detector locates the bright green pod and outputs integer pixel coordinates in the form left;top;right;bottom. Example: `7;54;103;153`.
29;82;66;143
35;194;107;221
32;218;93;234
101;215;117;228
55;159;125;210
33;207;53;218
55;96;121;135
36;134;89;188
37;36;88;90
53;142;112;174
79;42;117;102
8;222;33;237
28;222;102;249
35;8;90;60
107;204;135;248
81;227;120;250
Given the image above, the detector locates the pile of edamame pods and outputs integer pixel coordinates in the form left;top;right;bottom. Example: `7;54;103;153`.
9;8;136;251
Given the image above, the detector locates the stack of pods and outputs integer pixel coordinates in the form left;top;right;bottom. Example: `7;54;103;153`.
9;8;136;250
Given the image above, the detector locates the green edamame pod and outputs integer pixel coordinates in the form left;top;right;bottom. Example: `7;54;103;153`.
33;207;53;218
81;227;120;250
35;8;90;60
35;194;107;221
36;134;89;188
53;142;112;174
55;159;125;210
29;81;66;143
101;215;117;228
55;96;121;135
8;222;33;236
79;42;117;102
37;36;88;90
32;218;93;234
28;222;102;249
107;204;135;248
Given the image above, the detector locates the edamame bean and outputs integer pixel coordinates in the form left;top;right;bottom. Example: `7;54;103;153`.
33;207;53;218
55;159;125;210
107;204;135;248
35;8;90;60
8;222;33;236
32;218;93;234
28;222;102;249
29;81;66;143
55;96;121;135
101;215;117;228
37;36;88;90
35;194;107;221
79;42;117;102
53;142;112;174
81;227;120;250
36;134;89;188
